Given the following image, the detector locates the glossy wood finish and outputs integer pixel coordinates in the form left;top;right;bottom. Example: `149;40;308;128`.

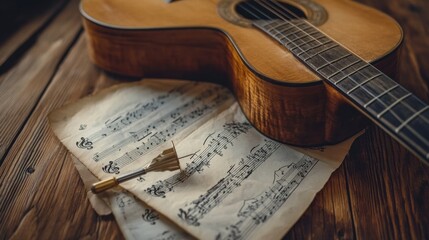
0;0;428;239
81;0;402;146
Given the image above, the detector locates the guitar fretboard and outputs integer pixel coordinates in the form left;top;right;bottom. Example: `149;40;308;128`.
254;19;429;164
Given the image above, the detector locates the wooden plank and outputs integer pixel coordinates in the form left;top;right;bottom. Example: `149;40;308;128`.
0;0;82;164
345;127;429;239
0;35;123;239
0;0;68;70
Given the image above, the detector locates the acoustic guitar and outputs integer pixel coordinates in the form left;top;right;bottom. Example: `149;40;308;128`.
80;0;429;165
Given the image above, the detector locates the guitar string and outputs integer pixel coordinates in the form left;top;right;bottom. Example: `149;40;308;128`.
239;0;429;147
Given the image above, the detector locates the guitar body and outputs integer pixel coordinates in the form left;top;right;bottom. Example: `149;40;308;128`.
81;0;402;146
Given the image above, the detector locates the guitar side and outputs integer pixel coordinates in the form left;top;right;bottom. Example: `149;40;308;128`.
80;0;402;146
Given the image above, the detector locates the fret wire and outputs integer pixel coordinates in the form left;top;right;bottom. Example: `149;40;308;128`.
263;19;287;29
362;89;414;131
260;22;273;28
289;21;307;28
377;93;412;118
347;73;382;94
267;21;305;32
328;63;371;85
364;85;399;108
306;29;320;36
400;119;429;146
301;44;337;61
289;35;328;51
295;35;319;45
359;83;429;126
278;36;290;44
295;41;326;55
395;106;429;133
273;25;296;36
366;88;429;148
300;26;313;32
281;28;308;38
260;20;280;29
284;31;313;44
329;60;364;80
398;121;429;148
358;83;429;141
314;34;328;40
270;21;290;29
315;53;352;71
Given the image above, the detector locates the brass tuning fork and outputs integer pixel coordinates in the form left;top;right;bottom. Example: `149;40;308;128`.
91;143;182;194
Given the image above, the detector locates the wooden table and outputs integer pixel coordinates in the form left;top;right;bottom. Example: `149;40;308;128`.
1;0;428;239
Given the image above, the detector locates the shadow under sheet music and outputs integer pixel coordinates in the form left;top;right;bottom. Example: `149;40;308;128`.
49;79;360;239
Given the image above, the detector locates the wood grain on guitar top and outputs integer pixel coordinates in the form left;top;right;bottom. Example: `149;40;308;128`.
81;0;403;146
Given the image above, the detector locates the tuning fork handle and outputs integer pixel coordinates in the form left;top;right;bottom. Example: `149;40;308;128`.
91;177;119;194
91;168;147;194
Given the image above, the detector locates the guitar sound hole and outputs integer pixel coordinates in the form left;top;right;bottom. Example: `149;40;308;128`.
235;0;307;21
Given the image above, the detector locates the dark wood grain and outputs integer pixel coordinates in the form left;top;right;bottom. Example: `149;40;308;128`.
0;0;428;239
346;126;429;239
0;0;68;71
0;0;81;163
0;35;124;240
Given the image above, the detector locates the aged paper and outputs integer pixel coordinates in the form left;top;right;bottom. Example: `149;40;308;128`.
50;79;358;239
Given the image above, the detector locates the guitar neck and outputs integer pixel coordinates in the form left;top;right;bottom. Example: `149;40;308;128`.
254;19;429;165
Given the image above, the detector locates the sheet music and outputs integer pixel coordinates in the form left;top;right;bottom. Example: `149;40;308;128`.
50;79;359;239
110;191;190;240
73;156;190;239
